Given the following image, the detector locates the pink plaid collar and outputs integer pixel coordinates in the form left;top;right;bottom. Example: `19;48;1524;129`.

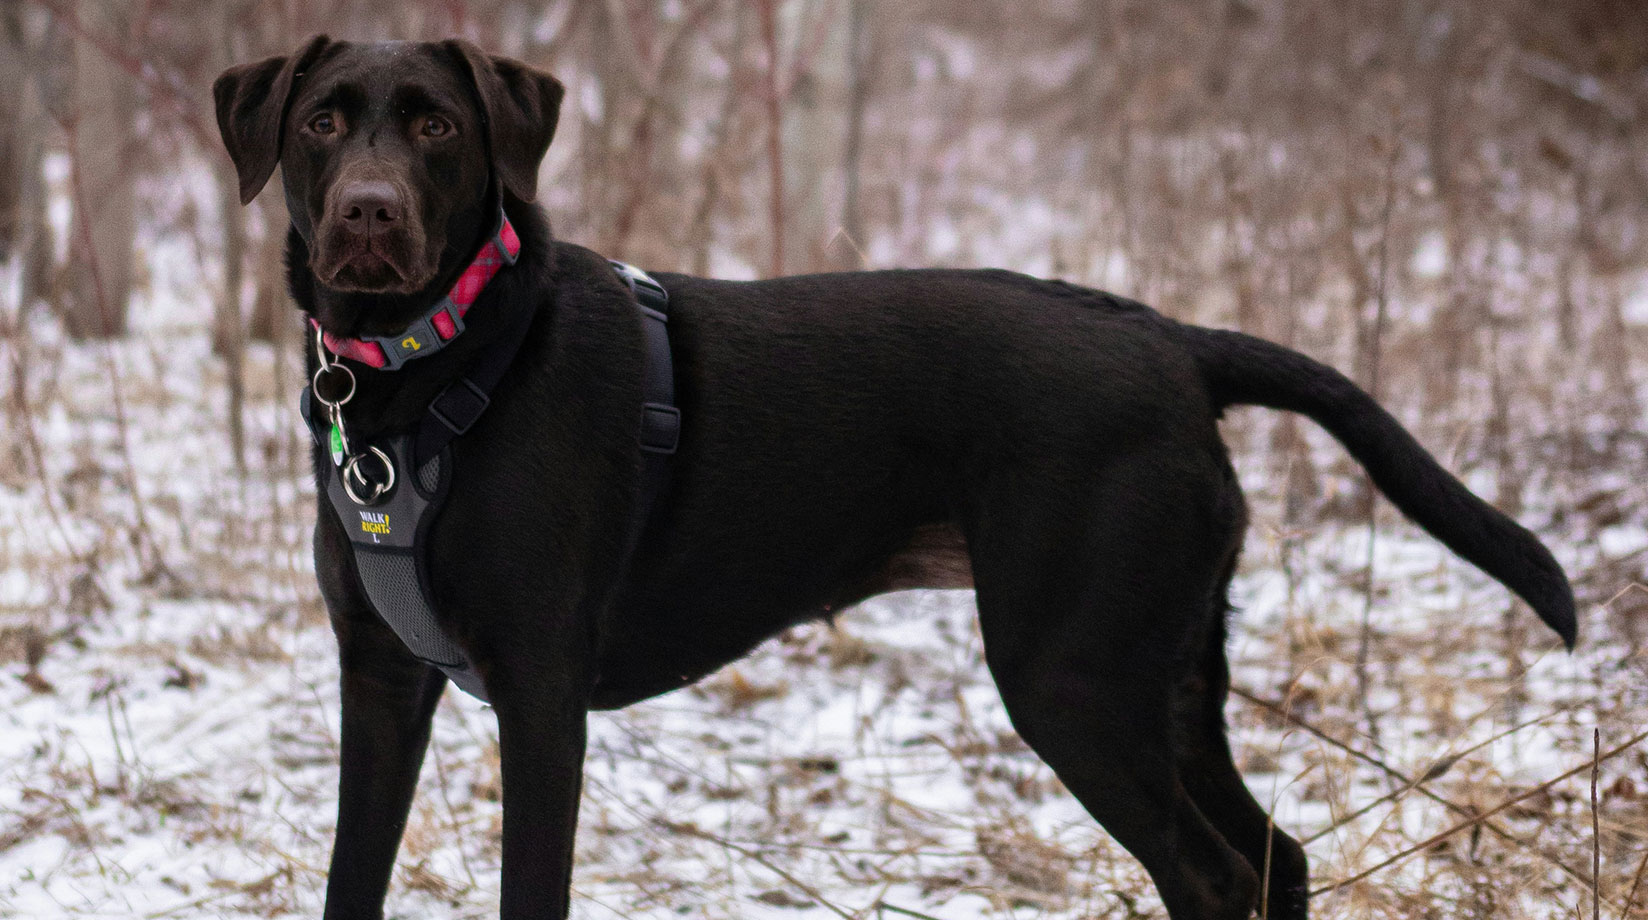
314;212;522;371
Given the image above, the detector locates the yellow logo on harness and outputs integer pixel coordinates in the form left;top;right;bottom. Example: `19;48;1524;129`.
402;335;422;351
359;510;391;536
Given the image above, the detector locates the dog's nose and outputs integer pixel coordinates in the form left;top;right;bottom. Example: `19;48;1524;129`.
339;181;402;226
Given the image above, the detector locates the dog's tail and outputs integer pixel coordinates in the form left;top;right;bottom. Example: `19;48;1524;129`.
1178;324;1576;648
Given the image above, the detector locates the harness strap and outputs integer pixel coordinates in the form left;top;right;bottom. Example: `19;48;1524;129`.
612;262;680;518
413;296;538;470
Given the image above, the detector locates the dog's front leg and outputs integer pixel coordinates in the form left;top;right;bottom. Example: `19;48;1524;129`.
480;639;593;920
317;521;448;920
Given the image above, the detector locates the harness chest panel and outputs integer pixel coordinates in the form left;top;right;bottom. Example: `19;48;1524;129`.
305;258;677;704
318;433;494;695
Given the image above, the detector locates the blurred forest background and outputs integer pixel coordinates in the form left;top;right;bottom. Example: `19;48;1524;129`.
5;0;1648;519
2;1;1648;918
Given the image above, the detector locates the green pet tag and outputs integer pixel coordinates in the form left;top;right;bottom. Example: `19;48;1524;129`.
329;425;345;467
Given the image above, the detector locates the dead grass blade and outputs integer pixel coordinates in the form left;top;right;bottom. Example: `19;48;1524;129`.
660;820;857;920
876;901;952;920
1621;848;1648;917
1237;687;1628;909
1310;727;1648;898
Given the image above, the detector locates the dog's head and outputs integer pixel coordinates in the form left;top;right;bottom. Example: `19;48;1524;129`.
214;37;562;309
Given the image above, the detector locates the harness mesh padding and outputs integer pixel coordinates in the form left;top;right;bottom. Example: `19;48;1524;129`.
357;550;466;668
418;456;441;494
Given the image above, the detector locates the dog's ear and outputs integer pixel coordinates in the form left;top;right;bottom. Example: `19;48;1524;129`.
444;40;565;202
213;35;332;205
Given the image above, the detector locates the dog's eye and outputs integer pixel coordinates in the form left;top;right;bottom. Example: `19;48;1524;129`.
421;116;452;138
308;113;337;135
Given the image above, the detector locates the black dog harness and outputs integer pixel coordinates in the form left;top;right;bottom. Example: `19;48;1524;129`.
301;216;678;702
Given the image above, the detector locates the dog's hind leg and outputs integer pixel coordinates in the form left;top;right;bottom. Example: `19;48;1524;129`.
967;450;1261;920
1175;592;1309;919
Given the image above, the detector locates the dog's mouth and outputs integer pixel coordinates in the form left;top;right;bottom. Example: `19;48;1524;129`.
314;235;436;294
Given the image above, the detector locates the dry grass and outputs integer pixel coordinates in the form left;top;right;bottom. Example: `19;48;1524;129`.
0;276;1643;920
2;4;1647;915
2;386;1642;919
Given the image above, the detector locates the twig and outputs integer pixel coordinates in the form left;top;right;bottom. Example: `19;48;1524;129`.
144;888;237;919
1310;727;1648;897
839;0;871;257
5;334;91;567
1237;688;1622;905
1354;110;1402;744
1297;710;1549;845
1591;728;1600;920
430;734;479;891
825;226;870;269
877;902;951;920
1621;848;1648;917
1262;807;1274;919
662;820;856;920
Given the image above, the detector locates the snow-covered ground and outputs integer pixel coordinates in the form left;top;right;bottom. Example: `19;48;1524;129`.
1;230;1645;920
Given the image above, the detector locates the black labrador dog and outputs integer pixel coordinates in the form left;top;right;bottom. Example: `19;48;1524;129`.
214;37;1575;920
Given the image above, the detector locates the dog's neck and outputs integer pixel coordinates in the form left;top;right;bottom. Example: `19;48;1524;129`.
289;195;557;438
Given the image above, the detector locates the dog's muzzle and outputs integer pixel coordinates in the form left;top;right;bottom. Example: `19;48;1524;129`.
314;177;432;292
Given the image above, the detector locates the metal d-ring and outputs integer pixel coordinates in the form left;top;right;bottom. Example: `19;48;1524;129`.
342;445;396;506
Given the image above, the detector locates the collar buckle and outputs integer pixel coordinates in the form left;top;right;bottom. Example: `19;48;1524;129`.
369;299;465;371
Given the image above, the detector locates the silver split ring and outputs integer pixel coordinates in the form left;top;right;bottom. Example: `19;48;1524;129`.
342;446;396;506
311;362;357;408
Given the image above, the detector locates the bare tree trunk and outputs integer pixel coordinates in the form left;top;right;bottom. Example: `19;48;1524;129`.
211;14;248;470
0;20;22;262
687;23;747;277
757;0;786;277
1;5;55;316
785;2;847;273
1275;220;1318;528
59;0;135;339
246;193;287;344
215;164;248;471
831;0;875;270
215;176;247;361
1600;278;1639;433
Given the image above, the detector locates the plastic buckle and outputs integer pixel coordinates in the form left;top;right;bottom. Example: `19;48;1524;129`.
429;378;491;436
640;403;681;455
436;299;467;340
495;220;519;266
374;313;452;370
